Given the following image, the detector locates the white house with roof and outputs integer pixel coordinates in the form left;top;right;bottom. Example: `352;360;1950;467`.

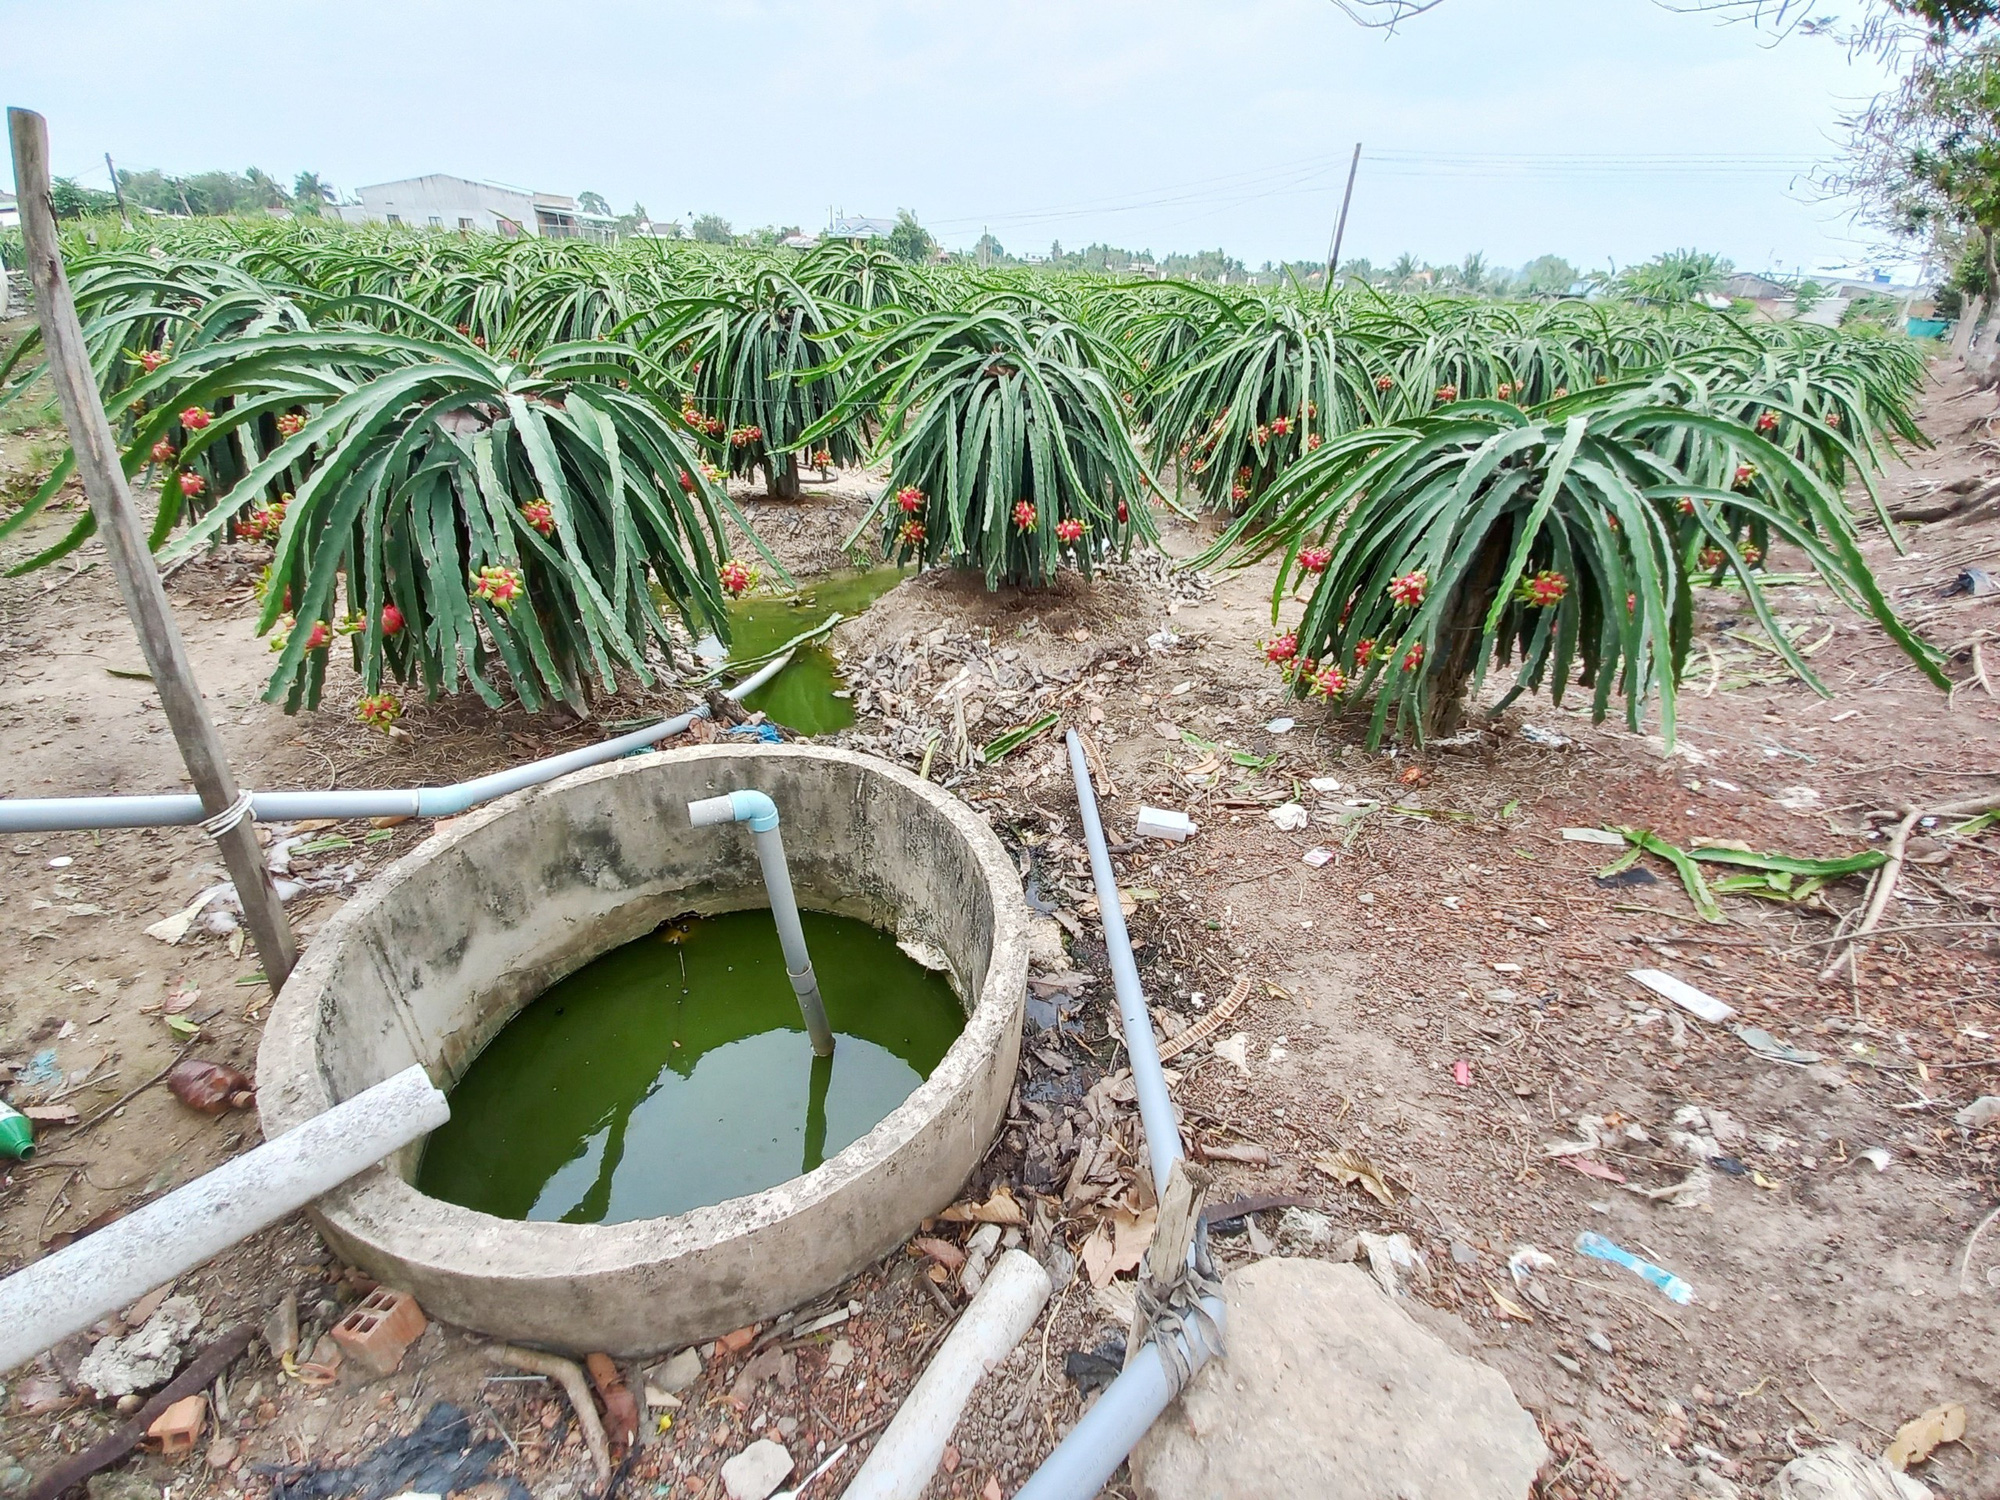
829;214;896;242
337;175;615;240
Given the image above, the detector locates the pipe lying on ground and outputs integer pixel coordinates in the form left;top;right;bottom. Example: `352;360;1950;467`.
0;649;797;835
686;787;834;1056
0;1064;448;1374
839;1249;1052;1500
1007;732;1230;1500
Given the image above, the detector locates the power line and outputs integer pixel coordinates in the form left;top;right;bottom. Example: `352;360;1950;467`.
922;145;1827;243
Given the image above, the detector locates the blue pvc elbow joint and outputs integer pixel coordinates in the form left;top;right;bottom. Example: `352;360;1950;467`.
687;789;780;833
727;790;780;832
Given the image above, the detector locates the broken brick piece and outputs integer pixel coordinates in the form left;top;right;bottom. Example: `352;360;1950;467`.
330;1287;426;1377
148;1394;208;1457
586;1352;640;1455
717;1324;757;1354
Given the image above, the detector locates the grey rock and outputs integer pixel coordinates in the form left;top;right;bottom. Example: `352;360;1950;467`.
1130;1258;1547;1500
76;1296;202;1398
1954;1096;2000;1130
647;1347;702;1396
1586;1329;1614;1355
721;1439;793;1500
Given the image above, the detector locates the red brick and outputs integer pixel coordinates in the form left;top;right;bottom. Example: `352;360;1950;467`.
330;1287;426;1376
148;1395;207;1458
717;1325;757;1354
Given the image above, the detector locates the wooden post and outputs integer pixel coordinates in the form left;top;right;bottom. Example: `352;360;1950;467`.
10;107;296;991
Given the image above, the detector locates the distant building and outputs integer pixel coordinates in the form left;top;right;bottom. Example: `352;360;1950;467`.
1724;272;1790;302
780;233;820;250
0;191;17;229
830;214;895;242
337;175;615;240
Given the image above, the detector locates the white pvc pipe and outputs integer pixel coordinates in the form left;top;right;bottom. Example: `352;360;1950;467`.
0;1064;448;1374
839;1249;1052;1500
687;789;834;1056
0;650;798;835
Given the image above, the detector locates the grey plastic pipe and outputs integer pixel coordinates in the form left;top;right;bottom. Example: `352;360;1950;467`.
0;652;794;835
0;1064;448;1374
1006;732;1230;1500
1063;730;1180;1191
686;788;834;1057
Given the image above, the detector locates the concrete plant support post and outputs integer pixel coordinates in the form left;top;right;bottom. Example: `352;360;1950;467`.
8;106;297;991
0;1065;448;1374
839;1249;1052;1500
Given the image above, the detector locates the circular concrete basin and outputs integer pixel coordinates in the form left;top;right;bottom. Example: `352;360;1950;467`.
257;744;1029;1355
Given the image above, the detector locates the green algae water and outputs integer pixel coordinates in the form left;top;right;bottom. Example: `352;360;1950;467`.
729;566;905;735
416;909;964;1225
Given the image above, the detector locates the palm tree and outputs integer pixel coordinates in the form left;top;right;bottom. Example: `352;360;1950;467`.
244;168;290;212
292;172;335;213
1389;252;1422;291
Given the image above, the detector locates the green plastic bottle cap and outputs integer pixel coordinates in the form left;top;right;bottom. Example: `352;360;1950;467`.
0;1104;34;1161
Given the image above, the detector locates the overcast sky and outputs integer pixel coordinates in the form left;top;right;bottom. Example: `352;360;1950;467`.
7;0;1909;276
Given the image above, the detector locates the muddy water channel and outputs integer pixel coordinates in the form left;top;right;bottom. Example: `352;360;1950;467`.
726;565;904;734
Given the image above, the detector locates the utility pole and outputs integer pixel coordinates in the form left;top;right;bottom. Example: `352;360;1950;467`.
1324;142;1362;288
104;152;131;231
10;108;297;992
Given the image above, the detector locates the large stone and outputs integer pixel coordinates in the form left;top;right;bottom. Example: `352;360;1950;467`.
720;1439;793;1500
1130;1258;1547;1500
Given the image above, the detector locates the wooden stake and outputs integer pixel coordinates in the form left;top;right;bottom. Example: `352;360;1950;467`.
9;107;295;992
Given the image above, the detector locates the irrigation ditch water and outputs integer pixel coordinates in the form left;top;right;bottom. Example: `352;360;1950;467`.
415;908;965;1225
724;565;905;734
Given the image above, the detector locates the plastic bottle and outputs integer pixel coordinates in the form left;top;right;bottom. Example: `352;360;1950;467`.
1574;1230;1693;1304
0;1101;34;1161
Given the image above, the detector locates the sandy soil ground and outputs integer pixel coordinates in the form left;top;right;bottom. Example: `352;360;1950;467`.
1;351;1996;1500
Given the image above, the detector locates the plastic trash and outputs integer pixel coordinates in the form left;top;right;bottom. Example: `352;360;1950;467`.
0;1101;34;1160
1135;807;1196;842
1735;1025;1822;1066
1627;968;1735;1024
166;1059;256;1115
725;722;784;743
1268;802;1309;832
1573;1230;1694;1304
1947;566;1997;599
